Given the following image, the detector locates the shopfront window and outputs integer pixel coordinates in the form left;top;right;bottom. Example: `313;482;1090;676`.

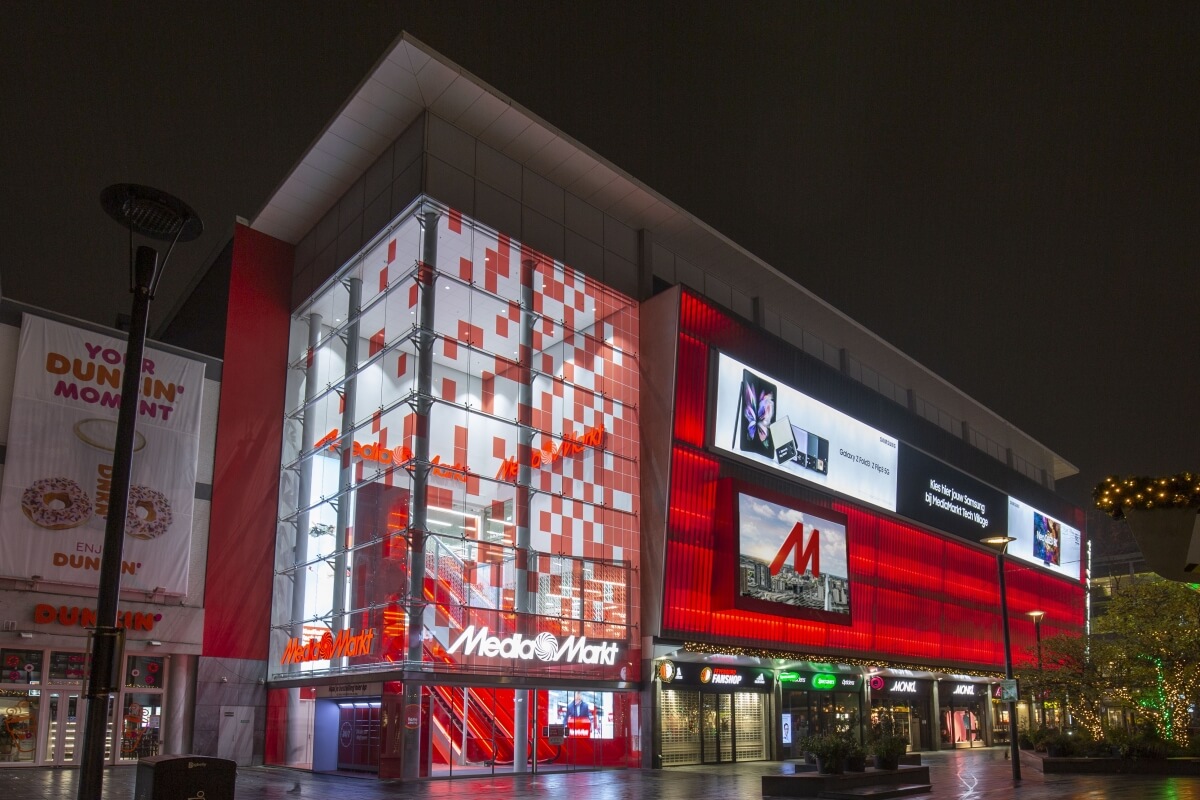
0;689;38;763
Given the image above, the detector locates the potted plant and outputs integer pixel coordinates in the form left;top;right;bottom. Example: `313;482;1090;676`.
867;715;907;770
1042;730;1075;758
844;735;867;772
800;733;850;775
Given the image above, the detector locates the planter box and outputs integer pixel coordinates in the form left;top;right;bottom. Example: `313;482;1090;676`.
1042;757;1200;775
762;765;931;797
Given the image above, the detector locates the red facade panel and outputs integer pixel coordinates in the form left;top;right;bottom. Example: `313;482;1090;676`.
662;296;1086;673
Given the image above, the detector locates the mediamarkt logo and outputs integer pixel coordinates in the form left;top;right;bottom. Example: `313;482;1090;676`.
446;626;619;666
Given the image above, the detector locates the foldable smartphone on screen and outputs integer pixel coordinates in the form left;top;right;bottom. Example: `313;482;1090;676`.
770;416;830;475
735;370;777;457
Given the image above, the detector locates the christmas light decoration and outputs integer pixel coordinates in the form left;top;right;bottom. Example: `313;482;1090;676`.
1093;472;1200;519
681;642;1004;679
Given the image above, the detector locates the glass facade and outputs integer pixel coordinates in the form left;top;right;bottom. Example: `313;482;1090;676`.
268;198;641;776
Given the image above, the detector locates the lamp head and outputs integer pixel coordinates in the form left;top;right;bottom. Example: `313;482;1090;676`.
980;535;1016;553
1027;610;1045;622
101;184;202;242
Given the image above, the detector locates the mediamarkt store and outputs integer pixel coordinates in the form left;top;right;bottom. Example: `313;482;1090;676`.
188;34;1086;780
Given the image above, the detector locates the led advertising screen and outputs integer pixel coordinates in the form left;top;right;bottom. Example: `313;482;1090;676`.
711;352;899;511
895;444;1008;542
548;689;615;739
1006;497;1083;581
737;491;851;623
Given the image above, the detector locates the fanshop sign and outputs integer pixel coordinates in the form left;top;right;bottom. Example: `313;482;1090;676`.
446;626;620;666
655;661;773;691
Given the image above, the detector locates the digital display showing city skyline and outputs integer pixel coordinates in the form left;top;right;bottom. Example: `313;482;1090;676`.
736;490;851;622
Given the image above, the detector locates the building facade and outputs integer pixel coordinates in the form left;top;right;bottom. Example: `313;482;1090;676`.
1;33;1088;778
0;303;221;767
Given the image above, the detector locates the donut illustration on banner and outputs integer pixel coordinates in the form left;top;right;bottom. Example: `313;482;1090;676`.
125;486;173;540
21;477;93;530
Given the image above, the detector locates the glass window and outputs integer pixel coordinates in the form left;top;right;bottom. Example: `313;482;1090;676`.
269;198;641;683
125;656;165;689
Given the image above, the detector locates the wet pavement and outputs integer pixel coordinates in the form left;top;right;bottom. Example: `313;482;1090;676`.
3;746;1199;800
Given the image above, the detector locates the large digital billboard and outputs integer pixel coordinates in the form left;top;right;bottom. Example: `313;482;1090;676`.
1006;497;1083;580
895;444;1008;542
711;352;898;511
736;490;851;623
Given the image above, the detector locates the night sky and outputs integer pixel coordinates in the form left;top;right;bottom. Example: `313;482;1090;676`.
2;3;1197;513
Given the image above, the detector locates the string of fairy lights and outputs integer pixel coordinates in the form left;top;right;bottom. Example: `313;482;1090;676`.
1093;472;1200;519
681;642;1005;679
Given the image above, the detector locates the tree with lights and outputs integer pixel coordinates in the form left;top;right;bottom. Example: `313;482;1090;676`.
1015;632;1107;738
1092;578;1200;746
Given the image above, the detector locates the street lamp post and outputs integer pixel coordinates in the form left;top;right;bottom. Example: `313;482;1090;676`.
982;535;1021;781
1028;610;1045;731
77;185;201;800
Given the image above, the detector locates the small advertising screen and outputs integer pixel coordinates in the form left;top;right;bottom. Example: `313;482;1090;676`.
1006;497;1083;581
549;689;614;739
711;353;898;511
737;491;851;622
895;444;1008;542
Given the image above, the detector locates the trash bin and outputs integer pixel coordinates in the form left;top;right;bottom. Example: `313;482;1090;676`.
135;754;237;800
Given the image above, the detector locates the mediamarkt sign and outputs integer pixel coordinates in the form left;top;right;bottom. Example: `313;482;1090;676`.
446;626;619;666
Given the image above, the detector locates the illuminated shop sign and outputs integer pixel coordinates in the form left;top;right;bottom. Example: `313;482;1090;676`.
446;626;620;666
281;628;377;664
711;353;898;511
1006;497;1083;581
943;683;984;697
869;675;929;695
34;603;160;632
655;661;773;691
736;489;851;623
779;671;862;691
895;444;1007;541
315;420;605;483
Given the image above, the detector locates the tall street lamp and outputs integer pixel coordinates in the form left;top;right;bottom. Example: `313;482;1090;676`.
982;535;1021;781
1028;610;1045;730
78;185;202;800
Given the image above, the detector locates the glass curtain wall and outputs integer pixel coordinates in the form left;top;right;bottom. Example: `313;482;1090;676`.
268;198;640;771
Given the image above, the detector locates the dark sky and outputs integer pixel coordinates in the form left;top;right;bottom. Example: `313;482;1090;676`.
2;2;1197;511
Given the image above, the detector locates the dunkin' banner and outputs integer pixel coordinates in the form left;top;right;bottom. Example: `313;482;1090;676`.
0;315;205;594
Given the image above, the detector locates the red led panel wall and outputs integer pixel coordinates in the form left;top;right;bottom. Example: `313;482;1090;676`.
663;294;1086;672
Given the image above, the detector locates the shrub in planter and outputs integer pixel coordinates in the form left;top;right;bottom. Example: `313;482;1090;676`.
867;714;908;770
800;733;850;775
867;734;908;770
1042;731;1076;758
844;737;867;772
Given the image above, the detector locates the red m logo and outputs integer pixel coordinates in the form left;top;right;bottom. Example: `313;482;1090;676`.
769;523;821;577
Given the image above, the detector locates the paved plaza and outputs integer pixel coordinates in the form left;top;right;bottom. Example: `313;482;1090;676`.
3;747;1198;800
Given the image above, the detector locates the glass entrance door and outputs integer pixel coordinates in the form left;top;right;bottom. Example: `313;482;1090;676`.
44;692;82;765
700;693;732;764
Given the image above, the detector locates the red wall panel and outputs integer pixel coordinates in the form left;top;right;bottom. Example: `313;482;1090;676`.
662;297;1087;672
204;224;293;660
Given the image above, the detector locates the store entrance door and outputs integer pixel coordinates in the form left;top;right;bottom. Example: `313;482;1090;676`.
700;693;732;764
44;692;82;765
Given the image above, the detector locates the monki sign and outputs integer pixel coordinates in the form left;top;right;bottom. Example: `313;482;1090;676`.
281;628;376;664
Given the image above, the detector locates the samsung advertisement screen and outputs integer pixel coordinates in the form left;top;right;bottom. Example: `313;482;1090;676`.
1006;498;1083;580
738;491;851;621
712;352;898;511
